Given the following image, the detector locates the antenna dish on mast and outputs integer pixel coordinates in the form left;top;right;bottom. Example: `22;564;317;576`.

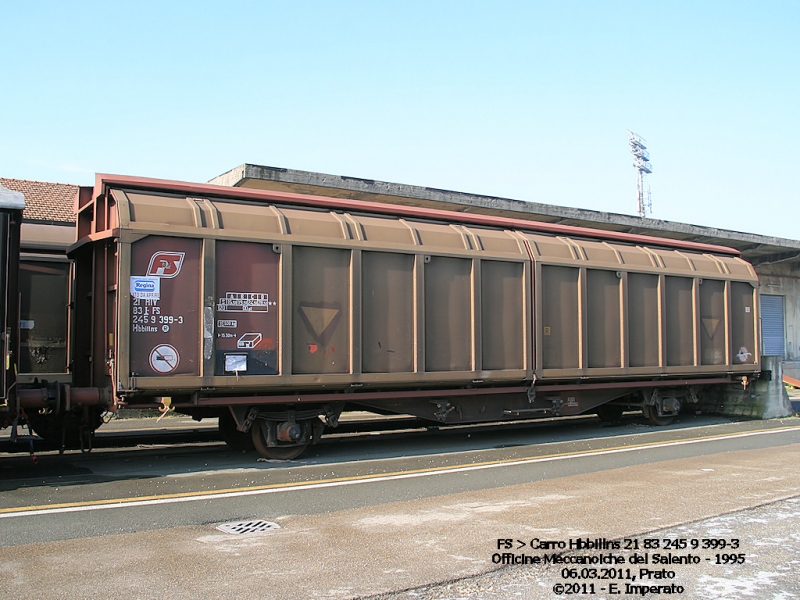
628;131;653;217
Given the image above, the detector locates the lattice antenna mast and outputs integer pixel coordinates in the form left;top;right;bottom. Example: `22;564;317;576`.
628;131;653;217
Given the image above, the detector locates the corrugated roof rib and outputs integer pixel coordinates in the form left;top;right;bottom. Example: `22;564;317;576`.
0;178;77;223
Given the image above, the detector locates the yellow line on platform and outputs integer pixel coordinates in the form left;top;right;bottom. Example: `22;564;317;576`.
2;423;799;518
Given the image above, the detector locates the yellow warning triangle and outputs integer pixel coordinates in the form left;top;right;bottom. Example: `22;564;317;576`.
702;317;720;339
300;306;340;338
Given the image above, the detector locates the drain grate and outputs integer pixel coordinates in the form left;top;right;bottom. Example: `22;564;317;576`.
216;520;281;535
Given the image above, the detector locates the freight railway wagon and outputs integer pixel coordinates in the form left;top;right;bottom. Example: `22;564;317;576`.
1;175;762;458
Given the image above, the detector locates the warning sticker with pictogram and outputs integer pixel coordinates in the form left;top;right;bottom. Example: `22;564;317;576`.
149;344;180;374
701;318;721;339
298;303;342;346
237;333;263;349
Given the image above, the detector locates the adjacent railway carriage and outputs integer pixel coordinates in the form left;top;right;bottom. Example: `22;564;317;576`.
2;175;762;458
0;186;23;425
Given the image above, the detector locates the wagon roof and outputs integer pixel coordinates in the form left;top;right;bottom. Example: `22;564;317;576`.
88;173;741;256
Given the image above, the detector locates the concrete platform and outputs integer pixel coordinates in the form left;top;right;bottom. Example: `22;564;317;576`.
2;420;799;599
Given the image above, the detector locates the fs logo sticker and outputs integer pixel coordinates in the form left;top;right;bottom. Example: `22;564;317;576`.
147;251;185;278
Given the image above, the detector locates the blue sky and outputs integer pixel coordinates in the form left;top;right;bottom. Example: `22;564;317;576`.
1;1;798;238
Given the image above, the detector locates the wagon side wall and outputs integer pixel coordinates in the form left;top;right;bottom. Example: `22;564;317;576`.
518;233;760;380
71;183;761;407
98;188;532;399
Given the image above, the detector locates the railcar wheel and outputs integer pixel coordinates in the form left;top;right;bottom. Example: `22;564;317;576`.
251;420;308;460
218;411;256;452
27;408;103;450
642;404;676;426
596;404;624;423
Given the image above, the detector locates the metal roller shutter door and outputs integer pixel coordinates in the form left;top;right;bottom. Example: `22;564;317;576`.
760;294;785;358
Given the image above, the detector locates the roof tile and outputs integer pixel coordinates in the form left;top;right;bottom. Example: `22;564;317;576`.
0;178;77;223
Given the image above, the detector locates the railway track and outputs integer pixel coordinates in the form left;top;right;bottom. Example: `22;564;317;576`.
0;410;726;463
0;413;440;456
0;410;734;460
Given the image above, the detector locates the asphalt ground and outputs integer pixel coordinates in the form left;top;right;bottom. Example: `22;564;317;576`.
1;413;799;599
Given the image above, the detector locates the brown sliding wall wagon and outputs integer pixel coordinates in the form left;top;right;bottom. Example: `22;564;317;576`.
3;174;762;458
